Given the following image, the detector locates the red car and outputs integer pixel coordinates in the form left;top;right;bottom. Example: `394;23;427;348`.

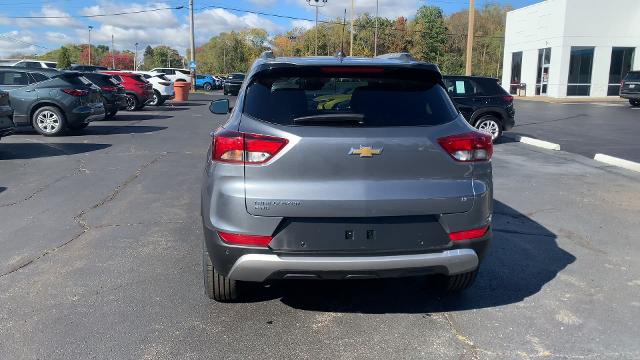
101;71;153;111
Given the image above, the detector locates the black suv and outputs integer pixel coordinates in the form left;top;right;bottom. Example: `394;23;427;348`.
223;73;245;96
620;71;640;106
443;76;515;140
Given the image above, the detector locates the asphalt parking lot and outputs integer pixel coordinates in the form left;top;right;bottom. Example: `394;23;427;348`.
1;95;639;359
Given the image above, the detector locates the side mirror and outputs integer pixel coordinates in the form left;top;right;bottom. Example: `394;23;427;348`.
209;99;230;114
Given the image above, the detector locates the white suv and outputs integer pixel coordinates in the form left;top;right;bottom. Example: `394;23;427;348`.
1;59;57;69
132;71;175;106
149;68;191;83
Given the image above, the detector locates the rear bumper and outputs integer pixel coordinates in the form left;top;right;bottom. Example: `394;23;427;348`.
620;93;640;100
227;249;479;282
0;126;14;138
68;103;105;124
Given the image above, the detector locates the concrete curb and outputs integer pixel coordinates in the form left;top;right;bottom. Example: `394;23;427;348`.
507;135;561;151
593;154;640;173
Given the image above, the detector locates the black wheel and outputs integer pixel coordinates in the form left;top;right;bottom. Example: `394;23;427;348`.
68;122;89;130
439;269;479;292
148;90;161;106
125;94;139;111
105;109;117;119
474;115;502;141
32;106;67;136
203;82;213;92
203;243;238;301
629;99;640;107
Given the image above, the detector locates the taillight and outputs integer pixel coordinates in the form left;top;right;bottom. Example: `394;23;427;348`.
449;226;489;241
502;95;514;102
100;86;117;92
438;132;493;162
217;231;272;247
61;89;88;97
212;128;288;164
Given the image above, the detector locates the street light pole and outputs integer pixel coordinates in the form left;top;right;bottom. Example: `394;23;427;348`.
306;0;327;56
374;0;378;56
134;42;139;70
111;34;115;69
350;0;354;56
88;26;93;65
189;0;196;92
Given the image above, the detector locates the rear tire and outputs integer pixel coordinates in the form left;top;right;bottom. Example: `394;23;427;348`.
32;106;66;136
203;82;213;92
440;268;479;292
125;94;138;111
203;243;238;301
630;99;640;107
148;90;161;106
474;115;502;141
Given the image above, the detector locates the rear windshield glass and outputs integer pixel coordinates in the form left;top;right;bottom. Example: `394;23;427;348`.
229;74;245;80
243;68;457;127
624;72;640;81
56;74;92;87
44;62;57;69
156;75;170;81
83;73;113;86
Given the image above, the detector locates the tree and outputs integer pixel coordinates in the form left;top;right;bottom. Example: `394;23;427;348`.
411;6;448;64
100;52;134;70
57;46;72;69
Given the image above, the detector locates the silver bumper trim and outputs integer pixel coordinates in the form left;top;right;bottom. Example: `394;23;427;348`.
227;249;479;282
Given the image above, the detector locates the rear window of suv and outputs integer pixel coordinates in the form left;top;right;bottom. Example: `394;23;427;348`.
243;67;457;127
624;72;640;81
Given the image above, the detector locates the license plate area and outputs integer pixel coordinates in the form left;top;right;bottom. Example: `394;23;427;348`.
270;216;450;253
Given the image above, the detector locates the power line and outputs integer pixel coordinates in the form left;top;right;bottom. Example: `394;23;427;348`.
3;5;184;19
0;33;48;49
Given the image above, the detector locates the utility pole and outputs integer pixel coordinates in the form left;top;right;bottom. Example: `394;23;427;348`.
306;0;327;56
88;26;93;65
134;42;139;70
111;34;115;69
350;0;354;56
374;0;378;56
189;0;196;92
465;0;476;75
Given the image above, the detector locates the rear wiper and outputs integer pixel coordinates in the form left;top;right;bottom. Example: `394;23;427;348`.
293;114;365;125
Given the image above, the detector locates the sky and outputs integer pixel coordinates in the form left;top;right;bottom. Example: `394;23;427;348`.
0;0;539;57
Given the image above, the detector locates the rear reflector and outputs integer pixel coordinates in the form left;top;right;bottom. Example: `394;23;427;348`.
502;95;514;102
438;132;493;162
217;231;272;247
449;226;489;241
61;89;88;97
212;128;288;164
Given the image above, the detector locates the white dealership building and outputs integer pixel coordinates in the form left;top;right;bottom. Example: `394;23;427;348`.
501;0;640;97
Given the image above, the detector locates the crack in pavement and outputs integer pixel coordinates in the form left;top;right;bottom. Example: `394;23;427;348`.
92;220;186;229
0;159;87;208
0;152;168;278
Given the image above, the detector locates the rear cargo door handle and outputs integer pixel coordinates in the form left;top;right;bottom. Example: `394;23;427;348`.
24;89;35;92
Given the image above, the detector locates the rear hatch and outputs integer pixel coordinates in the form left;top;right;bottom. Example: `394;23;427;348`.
238;66;475;219
57;73;103;104
622;72;640;94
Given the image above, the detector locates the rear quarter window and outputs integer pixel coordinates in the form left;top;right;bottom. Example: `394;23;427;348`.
0;71;29;86
243;69;458;127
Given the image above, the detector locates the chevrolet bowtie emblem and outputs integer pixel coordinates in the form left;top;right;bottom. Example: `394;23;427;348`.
348;146;383;158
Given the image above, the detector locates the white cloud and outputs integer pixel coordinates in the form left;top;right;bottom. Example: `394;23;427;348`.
45;32;74;44
0;31;41;57
299;0;419;21
248;0;277;6
80;1;179;29
15;5;83;29
195;8;282;36
291;19;313;30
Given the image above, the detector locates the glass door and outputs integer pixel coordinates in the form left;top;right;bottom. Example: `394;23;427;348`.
536;48;551;95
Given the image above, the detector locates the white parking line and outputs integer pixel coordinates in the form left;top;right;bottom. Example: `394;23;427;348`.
512;135;561;151
593;154;640;173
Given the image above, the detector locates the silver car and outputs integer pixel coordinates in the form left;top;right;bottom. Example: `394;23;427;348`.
201;52;493;301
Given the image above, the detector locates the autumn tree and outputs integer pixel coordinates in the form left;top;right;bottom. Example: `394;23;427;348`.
57;46;72;69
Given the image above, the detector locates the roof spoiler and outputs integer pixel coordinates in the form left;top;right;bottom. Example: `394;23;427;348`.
374;52;415;62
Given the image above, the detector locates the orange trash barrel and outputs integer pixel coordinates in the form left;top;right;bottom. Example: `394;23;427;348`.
173;81;191;102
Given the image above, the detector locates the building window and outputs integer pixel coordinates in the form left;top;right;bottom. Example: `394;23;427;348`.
535;48;551;95
509;52;523;94
567;47;594;96
608;47;635;96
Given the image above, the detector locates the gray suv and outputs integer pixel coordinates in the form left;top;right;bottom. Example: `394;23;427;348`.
202;52;493;301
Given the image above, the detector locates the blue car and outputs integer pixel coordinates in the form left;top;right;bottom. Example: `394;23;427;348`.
195;74;216;91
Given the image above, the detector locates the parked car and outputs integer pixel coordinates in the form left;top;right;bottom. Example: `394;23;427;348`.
0;66;104;136
0;59;57;69
202;52;493;301
195;74;216;91
223;73;244;95
82;72;127;119
212;75;224;89
620;71;640;106
71;64;108;72
442;75;515;140
102;71;153;111
0;90;14;141
149;68;191;83
132;71;174;106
